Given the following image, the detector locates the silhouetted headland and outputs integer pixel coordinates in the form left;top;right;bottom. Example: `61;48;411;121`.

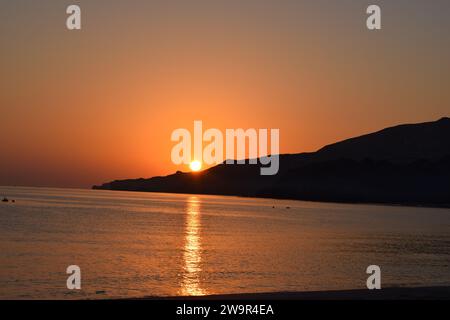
93;117;450;208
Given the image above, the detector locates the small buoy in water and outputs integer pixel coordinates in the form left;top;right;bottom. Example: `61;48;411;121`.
286;206;290;209
272;206;275;208
1;197;8;203
12;200;15;203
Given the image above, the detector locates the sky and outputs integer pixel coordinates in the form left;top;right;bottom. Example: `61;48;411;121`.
0;0;449;188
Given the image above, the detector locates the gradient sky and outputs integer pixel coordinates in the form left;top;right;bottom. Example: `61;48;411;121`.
1;0;449;188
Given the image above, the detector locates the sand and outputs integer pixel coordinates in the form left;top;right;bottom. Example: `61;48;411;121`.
138;286;450;300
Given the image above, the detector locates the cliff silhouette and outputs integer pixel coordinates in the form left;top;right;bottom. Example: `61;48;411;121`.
93;117;450;207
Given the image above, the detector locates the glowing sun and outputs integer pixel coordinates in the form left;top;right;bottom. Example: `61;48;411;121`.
189;161;202;172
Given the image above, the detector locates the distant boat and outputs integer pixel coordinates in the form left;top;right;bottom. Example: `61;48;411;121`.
2;197;9;202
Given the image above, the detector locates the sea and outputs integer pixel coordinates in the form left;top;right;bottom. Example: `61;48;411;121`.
0;186;449;299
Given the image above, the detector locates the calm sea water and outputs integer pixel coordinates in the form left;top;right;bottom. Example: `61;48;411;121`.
0;186;449;299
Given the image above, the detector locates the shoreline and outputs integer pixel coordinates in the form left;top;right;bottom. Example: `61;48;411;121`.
2;185;449;209
134;286;450;300
93;188;450;210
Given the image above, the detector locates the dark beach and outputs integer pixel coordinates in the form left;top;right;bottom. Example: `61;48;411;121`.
137;286;450;300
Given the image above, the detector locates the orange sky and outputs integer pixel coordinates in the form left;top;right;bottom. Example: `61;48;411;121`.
1;0;449;187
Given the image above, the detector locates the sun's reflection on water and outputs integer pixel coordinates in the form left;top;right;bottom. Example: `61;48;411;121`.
180;196;206;296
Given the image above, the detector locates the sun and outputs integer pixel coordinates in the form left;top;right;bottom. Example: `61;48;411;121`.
189;160;202;172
